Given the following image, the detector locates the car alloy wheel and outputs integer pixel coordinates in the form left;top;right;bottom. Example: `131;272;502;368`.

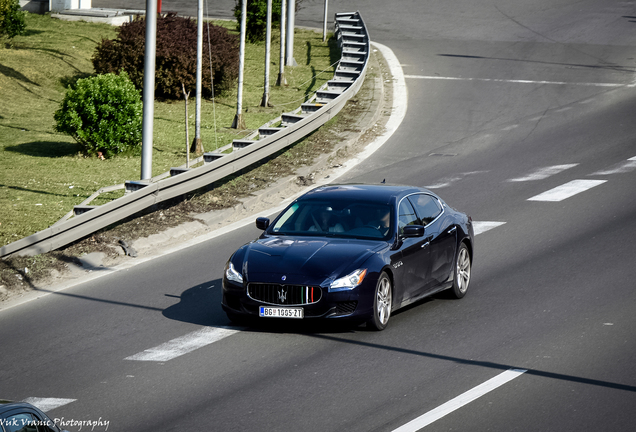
451;243;471;298
368;272;392;330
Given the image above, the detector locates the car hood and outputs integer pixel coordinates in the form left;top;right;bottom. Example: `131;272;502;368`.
241;236;385;283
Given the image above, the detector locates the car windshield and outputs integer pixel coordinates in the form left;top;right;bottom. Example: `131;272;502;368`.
269;199;394;240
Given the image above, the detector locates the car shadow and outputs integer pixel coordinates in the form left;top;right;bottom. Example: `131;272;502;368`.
162;279;228;327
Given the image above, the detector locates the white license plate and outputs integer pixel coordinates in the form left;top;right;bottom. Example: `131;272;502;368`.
259;306;304;319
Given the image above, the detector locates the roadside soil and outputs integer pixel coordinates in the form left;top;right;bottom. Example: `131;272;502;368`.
0;47;394;304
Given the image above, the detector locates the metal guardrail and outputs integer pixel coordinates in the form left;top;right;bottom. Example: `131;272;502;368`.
1;11;370;258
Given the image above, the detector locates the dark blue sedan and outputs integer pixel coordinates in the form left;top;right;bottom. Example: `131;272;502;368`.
222;184;474;330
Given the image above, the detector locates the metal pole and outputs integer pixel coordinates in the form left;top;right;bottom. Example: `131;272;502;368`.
285;0;296;66
261;0;272;107
322;0;328;42
232;0;247;129
141;0;157;180
193;0;203;151
182;83;190;168
276;0;286;86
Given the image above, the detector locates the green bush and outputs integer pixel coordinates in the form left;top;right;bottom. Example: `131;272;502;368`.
54;72;143;159
0;0;26;39
92;14;239;99
234;0;282;43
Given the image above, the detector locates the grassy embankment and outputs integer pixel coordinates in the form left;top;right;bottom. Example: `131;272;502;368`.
0;12;339;248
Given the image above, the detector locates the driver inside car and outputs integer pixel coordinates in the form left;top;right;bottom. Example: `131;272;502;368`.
365;207;391;236
309;206;345;233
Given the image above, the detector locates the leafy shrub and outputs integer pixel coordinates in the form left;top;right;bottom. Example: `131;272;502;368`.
54;72;143;159
0;0;26;39
233;0;282;43
92;14;239;99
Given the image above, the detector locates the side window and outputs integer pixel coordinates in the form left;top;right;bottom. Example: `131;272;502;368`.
3;413;38;432
408;194;442;226
398;199;420;234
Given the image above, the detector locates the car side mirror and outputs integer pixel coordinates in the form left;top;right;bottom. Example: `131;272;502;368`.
402;225;424;238
256;217;270;230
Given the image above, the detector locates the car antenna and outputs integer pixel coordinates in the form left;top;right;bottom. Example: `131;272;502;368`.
381;179;386;184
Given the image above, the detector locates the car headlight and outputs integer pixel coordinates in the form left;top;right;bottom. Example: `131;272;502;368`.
225;261;244;284
329;269;367;292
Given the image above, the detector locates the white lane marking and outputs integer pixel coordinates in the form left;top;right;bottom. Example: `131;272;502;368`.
426;176;463;189
404;75;628;87
392;369;527;432
22;397;76;412
591;158;636;175
508;164;578;182
528;179;606;202
425;171;489;189
473;222;506;236
125;327;238;362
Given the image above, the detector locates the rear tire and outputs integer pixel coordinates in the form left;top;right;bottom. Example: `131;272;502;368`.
367;272;392;331
450;243;471;299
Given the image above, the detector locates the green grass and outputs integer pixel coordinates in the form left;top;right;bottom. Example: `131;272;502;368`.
0;13;338;248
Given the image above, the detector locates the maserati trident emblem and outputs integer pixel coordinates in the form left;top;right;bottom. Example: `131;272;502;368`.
281;275;287;281
278;288;287;302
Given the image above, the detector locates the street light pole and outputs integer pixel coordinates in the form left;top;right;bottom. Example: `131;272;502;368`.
141;0;157;180
232;0;247;129
322;0;328;42
285;0;296;66
261;0;272;107
276;0;287;86
193;0;203;153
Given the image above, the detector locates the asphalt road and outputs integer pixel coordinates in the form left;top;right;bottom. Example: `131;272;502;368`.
2;1;636;431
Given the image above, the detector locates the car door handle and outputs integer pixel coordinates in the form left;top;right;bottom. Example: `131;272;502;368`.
421;236;433;248
447;226;457;234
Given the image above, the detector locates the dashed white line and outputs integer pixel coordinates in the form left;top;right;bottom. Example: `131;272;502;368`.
528;179;607;202
22;397;76;412
125;327;238;362
404;75;628;87
392;369;527;431
508;164;578;182
500;124;519;131
591;158;636;175
425;171;489;189
473;221;506;235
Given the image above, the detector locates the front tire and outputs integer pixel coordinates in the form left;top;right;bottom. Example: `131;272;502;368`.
367;272;392;331
450;243;471;299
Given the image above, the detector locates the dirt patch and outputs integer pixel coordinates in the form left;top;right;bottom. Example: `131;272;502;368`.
0;48;394;303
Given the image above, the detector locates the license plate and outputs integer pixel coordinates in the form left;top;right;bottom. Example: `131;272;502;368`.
259;306;304;319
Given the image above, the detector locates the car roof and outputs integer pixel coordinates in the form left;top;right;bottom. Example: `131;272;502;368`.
300;184;427;204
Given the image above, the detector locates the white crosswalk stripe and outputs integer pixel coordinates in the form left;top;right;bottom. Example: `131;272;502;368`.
21;397;76;412
591;157;636;175
528;179;606;202
125;327;238;362
473;221;506;235
425;171;489;189
508;164;578;182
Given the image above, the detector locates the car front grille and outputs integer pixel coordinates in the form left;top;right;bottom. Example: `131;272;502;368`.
248;283;323;306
